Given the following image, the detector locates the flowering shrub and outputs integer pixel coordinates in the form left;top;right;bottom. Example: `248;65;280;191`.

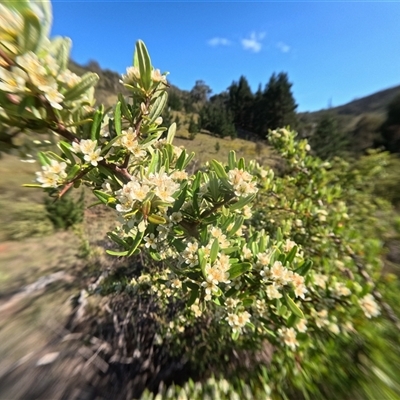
1;2;399;399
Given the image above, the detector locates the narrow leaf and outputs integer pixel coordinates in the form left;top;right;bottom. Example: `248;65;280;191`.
228;262;252;280
166;122;176;144
63;72;99;102
114;102;122;136
229;194;256;211
284;291;304;319
210;238;219;263
210;159;229;180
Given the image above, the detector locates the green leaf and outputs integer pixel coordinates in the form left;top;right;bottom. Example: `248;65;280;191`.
118;94;133;123
242;298;254;307
198;248;207;278
107;232;128;248
66;164;81;181
135;40;152;91
228;150;236;170
276;227;283;242
22;183;43;188
149;248;162;261
37;151;51;166
148;150;160;174
148;214;167;224
284;291;304;319
287;313;299;328
21;9;41;53
91;109;103;141
278;305;288;317
172;239;186;252
106;250;129;256
56;37;71;71
93;190;115;205
229;194;256;211
285;246;298;264
127;230;145;257
228;262;252;280
181;151;195;170
114;102;122;136
210;159;229;180
63;72;99;102
187;284;199;307
221;246;239;255
295;260;313;276
259;232;267;253
210;238;219;263
175;148;187;170
148;91;168;124
208;174;220;202
166;122;176;144
225;287;238;298
231;330;240;341
58;141;76;165
227;215;244;237
172;184;187;213
238;157;245;170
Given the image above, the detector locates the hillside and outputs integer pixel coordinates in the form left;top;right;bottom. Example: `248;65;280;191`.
332;85;400;116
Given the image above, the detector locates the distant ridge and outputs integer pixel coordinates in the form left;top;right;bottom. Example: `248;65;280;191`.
68;59;400;116
330;85;400;116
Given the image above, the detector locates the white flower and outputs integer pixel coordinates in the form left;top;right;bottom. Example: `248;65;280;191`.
334;282;351;297
72;139;97;155
359;294;380;318
278;327;298;350
43;86;64;110
170;211;182;224
0;66;28;93
144;233;157;249
35;171;59;188
296;319;307;333
58;70;81;88
284;239;296;252
84;148;103;166
266;284;282;300
121;66;140;84
151;68;167;84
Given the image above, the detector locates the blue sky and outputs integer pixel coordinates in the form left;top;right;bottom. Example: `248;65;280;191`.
51;1;400;112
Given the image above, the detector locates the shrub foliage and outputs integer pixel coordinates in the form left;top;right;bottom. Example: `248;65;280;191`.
0;2;399;399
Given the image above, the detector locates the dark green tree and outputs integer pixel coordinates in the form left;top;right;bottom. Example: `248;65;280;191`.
227;76;254;130
168;89;183;111
188;116;198;136
258;72;298;137
161;106;174;127
351;114;384;155
381;93;400;153
198;95;236;139
309;113;348;160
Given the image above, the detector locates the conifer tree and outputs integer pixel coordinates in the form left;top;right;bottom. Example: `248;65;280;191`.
259;72;298;137
198;95;236;138
381;93;400;153
309;113;348;159
228;75;254;131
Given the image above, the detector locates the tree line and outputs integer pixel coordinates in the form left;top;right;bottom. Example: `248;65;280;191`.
164;73;400;159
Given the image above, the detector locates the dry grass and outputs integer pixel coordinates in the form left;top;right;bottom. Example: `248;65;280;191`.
174;131;275;167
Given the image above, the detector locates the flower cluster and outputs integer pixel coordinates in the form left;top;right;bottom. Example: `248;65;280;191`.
35;159;67;188
72;139;103;166
228;168;258;197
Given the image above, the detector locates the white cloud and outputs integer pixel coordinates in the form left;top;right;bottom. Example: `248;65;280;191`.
277;41;291;53
241;32;266;53
208;37;231;47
